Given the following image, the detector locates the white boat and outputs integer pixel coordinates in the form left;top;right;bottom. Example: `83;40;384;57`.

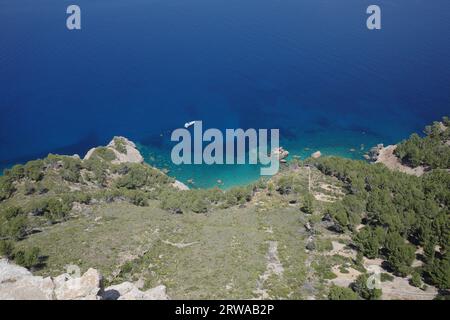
184;121;195;128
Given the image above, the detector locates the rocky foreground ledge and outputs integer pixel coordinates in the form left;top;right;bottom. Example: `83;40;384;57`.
0;259;168;300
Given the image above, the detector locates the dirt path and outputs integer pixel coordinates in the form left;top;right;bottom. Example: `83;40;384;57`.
254;241;284;299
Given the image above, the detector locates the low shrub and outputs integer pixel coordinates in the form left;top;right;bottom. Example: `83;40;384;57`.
91;147;116;162
0;176;15;201
351;274;382;300
24;160;45;181
0;240;15;258
113;137;127;154
328;285;359;300
13;247;41;269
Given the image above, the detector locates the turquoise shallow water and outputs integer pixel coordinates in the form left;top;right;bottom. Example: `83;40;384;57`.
137;126;383;189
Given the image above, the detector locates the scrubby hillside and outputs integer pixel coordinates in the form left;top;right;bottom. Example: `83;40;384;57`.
1;120;449;300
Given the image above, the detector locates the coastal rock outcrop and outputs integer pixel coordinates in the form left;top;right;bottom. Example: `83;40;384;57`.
365;144;384;161
0;259;168;300
374;144;425;176
272;147;289;163
84;136;144;164
83;136;189;190
311;151;322;159
172;180;190;191
364;143;426;176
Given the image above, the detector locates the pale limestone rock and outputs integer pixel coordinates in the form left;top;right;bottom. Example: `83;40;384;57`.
142;285;168;300
271;147;289;162
311;151;322;159
103;282;168;300
172;180;189;191
0;258;31;282
54;268;102;300
367;143;384;161
107;136;144;164
84;136;144;164
52;273;71;288
374;145;425;176
83;147;97;160
0;259;168;300
0;259;54;300
0;276;55;300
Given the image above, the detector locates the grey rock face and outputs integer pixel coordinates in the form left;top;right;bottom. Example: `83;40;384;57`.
102;282;168;300
0;259;168;300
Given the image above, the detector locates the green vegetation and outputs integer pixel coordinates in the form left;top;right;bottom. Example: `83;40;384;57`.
395;117;450;169
26;197;70;222
310;153;449;288
115;163;171;190
354;227;383;259
410;272;423;288
380;272;394;282
351;274;382;300
0;237;40;269
328;285;359;300
1;120;449;299
0;151;179;272
91;147;117;162
426;253;450;290
0;146;266;275
61;157;83;183
300;193;315;214
113;137;128;154
17;201;301;299
0;206;28;240
159;186;254;214
13;246;41;269
312;258;337;280
384;232;415;276
23;160;45;181
0;175;15;201
0;240;15;258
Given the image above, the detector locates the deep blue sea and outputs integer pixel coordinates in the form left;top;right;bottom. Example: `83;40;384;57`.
1;0;450;188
